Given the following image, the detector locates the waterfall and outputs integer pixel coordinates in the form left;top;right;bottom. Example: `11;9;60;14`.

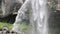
31;0;49;34
12;0;49;34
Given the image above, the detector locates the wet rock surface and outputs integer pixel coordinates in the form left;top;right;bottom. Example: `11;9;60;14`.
0;26;23;34
0;31;22;34
0;14;17;23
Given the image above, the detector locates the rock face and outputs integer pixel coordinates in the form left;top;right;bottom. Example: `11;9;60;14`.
1;0;25;17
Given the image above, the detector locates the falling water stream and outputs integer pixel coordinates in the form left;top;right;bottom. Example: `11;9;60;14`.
31;0;49;34
12;0;49;34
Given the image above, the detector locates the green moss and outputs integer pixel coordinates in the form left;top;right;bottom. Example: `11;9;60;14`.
0;22;13;29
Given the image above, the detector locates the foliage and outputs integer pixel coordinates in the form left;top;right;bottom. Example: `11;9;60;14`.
0;22;13;29
49;0;57;11
0;22;30;30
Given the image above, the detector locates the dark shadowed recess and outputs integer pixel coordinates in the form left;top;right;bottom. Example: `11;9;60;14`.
49;10;60;28
0;14;17;24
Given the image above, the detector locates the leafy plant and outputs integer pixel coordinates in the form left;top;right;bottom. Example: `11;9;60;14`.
49;0;57;11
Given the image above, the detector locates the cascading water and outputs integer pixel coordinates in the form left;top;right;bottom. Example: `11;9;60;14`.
37;0;49;34
31;0;49;34
12;0;49;34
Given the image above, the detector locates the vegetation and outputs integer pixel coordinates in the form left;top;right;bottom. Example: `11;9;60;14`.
0;22;30;30
0;0;60;34
0;22;13;29
50;0;57;11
